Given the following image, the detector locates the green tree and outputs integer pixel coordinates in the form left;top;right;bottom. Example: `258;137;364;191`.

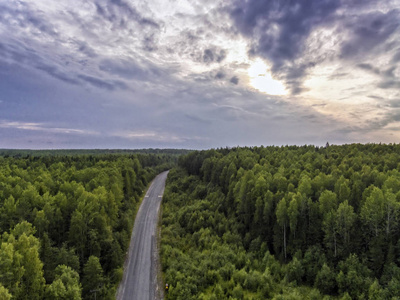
276;197;289;259
340;292;351;300
368;279;382;300
318;190;338;215
82;256;104;299
302;246;326;284
253;175;269;229
298;175;312;197
338;181;351;204
232;284;244;299
336;254;371;298
34;210;49;239
361;187;385;237
336;201;356;255
286;257;304;283
69;210;87;263
14;233;46;299
315;263;336;294
0;196;17;230
0;241;24;296
383;190;399;237
1;222;46;300
288;193;299;239
46;265;82;300
0;283;12;300
322;211;338;257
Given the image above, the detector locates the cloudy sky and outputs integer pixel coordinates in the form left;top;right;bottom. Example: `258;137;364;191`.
0;0;399;149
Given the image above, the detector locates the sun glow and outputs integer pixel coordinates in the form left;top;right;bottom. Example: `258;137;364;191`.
248;59;287;95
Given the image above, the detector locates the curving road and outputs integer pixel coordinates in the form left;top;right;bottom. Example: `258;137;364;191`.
117;171;168;300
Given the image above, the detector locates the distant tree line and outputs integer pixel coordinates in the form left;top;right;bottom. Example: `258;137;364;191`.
0;153;174;299
0;148;191;158
161;144;400;299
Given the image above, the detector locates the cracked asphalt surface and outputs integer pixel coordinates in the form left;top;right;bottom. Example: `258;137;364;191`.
117;171;168;300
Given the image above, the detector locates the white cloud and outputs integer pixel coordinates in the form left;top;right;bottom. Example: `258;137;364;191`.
0;120;99;136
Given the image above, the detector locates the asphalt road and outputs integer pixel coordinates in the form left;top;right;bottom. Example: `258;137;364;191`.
117;171;168;300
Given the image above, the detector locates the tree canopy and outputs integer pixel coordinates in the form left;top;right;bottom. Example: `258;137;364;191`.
162;144;400;299
0;152;176;299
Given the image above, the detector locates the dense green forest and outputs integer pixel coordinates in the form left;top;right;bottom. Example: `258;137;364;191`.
0;148;190;157
161;144;400;299
0;152;177;299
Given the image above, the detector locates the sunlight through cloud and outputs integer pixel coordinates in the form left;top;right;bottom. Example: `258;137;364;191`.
248;59;287;96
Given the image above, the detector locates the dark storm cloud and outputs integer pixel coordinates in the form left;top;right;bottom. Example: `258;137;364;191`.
230;0;400;94
13;56;127;92
340;9;399;59
0;41;79;87
92;1;163;56
378;66;400;90
0;39;126;91
99;58;166;82
76;41;98;58
215;71;225;79
36;63;80;85
357;63;397;79
143;34;158;52
384;67;397;79
364;108;400;133
283;62;315;94
189;69;237;84
203;48;227;64
216;50;227;63
230;0;342;93
231;0;340;66
0;0;164;93
328;71;349;80
392;50;400;63
357;62;399;90
368;95;385;101
203;49;214;63
357;63;380;75
230;76;239;85
95;0;160;28
0;3;58;38
0;41;37;65
387;99;400;108
99;59;147;79
378;80;399;90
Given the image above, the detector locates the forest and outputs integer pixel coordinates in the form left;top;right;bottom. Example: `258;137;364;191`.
161;144;400;299
0;148;190;157
0;151;176;299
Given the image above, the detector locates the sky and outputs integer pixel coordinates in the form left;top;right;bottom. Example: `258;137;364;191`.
0;0;399;149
